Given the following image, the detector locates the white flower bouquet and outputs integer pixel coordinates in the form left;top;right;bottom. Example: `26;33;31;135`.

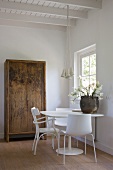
69;76;103;102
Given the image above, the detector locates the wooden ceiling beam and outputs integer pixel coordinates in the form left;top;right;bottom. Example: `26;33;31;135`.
0;1;88;19
0;12;76;26
42;0;102;9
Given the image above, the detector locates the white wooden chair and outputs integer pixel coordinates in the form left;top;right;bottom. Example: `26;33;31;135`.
57;114;97;164
31;107;58;155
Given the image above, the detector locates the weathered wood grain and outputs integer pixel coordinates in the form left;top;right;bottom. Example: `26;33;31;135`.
4;59;46;142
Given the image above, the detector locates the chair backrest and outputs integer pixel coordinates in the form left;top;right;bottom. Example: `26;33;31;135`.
31;107;40;121
66;114;92;136
55;108;70;127
56;108;72;111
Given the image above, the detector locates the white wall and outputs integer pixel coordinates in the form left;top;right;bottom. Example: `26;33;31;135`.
0;23;69;138
70;0;113;155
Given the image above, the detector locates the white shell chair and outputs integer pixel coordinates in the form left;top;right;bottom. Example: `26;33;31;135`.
31;107;58;155
55;108;72;129
55;108;78;148
58;114;97;164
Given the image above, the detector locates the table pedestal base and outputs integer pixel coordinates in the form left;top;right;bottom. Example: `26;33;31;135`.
56;148;83;155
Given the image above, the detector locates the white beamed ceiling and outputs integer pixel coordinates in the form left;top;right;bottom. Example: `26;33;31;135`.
0;0;102;27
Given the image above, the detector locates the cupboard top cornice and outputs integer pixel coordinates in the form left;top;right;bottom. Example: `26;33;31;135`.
5;59;46;64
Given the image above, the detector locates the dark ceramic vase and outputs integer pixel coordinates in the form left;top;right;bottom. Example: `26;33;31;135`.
80;96;99;113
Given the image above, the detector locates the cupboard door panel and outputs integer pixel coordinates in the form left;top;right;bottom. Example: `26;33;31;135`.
27;62;46;131
9;62;28;133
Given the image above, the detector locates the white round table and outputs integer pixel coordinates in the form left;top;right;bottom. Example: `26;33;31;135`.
41;111;104;155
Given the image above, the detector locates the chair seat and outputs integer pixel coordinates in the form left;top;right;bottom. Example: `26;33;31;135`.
55;121;67;127
39;127;59;133
54;111;67;132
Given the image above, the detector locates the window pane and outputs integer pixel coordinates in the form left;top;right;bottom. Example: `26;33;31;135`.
82;76;89;87
90;54;96;75
90;75;96;95
82;56;89;76
77;45;96;89
90;75;96;85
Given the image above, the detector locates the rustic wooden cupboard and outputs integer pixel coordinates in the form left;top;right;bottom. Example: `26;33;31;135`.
4;59;46;142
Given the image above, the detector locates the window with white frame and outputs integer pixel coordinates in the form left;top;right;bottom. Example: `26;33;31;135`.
76;44;96;87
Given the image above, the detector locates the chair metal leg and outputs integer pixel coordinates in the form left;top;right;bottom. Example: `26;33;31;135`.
90;134;97;163
57;132;60;156
52;135;54;149
85;136;86;155
63;135;66;165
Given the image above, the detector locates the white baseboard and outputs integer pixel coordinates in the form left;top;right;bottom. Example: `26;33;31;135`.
76;137;113;156
96;141;113;156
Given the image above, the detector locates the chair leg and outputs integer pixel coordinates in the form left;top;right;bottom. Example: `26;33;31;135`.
85;136;86;155
90;134;97;163
32;132;39;151
57;132;60;156
32;134;36;151
63;135;66;165
52;135;54;149
34;132;39;155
